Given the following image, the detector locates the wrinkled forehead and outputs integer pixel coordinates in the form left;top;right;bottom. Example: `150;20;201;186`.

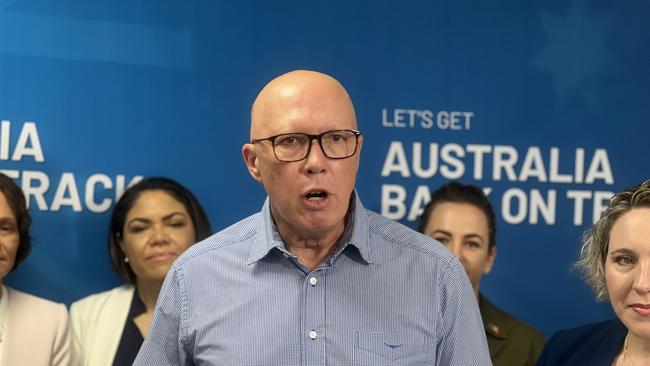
250;73;357;138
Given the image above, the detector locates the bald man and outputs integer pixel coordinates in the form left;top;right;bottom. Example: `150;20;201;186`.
134;70;490;365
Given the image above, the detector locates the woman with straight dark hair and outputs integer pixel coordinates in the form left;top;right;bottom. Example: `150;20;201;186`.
70;177;212;366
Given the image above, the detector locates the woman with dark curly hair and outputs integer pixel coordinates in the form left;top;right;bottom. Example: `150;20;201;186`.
537;179;650;366
0;172;72;365
70;177;212;366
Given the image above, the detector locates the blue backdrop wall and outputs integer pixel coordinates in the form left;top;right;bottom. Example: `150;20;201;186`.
1;0;648;337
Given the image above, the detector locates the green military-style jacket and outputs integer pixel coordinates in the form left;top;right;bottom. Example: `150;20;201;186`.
480;294;546;366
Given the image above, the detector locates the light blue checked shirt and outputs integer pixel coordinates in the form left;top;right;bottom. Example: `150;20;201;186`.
134;194;490;365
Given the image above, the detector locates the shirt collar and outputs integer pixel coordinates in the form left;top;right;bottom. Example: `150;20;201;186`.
247;191;372;265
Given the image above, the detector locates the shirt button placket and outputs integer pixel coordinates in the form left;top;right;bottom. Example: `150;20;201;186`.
308;330;318;339
302;270;325;365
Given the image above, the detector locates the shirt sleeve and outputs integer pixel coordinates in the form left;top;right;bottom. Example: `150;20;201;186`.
435;259;492;366
133;265;192;366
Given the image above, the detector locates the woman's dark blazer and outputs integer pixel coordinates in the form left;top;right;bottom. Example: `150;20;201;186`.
536;319;626;366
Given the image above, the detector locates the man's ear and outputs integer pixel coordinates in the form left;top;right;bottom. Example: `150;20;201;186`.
352;133;363;172
357;133;364;154
242;143;263;182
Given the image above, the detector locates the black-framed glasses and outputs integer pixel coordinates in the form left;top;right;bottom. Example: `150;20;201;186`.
251;129;361;162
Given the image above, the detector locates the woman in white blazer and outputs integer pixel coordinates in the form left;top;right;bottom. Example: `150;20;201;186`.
0;173;73;365
71;177;212;366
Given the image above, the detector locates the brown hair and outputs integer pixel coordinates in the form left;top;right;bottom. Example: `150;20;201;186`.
0;173;32;271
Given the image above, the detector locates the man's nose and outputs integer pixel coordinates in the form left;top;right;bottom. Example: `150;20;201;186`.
304;139;327;173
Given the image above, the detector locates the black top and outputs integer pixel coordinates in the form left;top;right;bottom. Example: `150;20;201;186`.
112;289;146;366
536;318;627;366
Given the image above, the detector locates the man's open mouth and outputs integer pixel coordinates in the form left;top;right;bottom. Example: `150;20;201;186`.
305;191;327;200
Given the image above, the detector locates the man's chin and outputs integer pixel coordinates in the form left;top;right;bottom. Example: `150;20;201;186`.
291;216;346;238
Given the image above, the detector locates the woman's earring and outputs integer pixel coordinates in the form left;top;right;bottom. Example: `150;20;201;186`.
124;257;129;263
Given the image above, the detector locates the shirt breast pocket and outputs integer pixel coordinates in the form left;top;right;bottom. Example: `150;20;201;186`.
353;331;429;366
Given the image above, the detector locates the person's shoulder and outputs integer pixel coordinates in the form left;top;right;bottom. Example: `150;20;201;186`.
6;286;67;319
3;287;71;364
70;284;133;313
365;209;454;262
537;319;625;366
7;286;64;308
550;318;623;341
175;211;262;266
481;295;545;343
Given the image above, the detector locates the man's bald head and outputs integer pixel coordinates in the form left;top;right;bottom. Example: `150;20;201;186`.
250;70;357;139
242;69;362;245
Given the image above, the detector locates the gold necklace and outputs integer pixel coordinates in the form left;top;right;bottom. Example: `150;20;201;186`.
623;334;634;366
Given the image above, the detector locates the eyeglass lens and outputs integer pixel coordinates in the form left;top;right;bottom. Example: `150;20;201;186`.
273;130;358;161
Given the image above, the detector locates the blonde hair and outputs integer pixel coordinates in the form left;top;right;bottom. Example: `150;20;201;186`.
576;179;650;301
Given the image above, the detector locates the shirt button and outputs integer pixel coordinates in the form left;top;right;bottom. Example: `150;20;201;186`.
309;277;318;286
308;330;318;340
